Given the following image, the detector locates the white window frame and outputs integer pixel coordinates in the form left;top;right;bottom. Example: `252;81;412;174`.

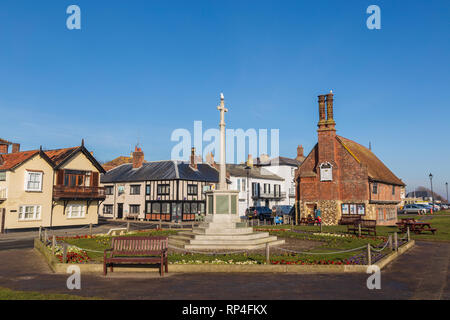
19;205;41;221
24;171;43;192
67;204;86;219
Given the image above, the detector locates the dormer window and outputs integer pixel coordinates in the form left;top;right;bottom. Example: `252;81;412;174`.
320;162;333;181
25;171;43;192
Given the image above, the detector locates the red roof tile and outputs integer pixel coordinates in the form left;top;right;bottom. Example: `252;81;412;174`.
337;136;405;186
0;147;79;171
0;150;39;170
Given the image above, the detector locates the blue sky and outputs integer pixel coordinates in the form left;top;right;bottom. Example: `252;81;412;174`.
0;0;449;197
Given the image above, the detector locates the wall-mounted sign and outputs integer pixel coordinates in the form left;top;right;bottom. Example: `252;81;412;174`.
320;162;333;181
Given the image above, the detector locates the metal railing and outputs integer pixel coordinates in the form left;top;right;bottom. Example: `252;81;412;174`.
252;191;286;199
53;185;106;199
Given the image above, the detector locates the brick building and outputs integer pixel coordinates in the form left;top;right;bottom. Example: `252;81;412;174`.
295;92;405;226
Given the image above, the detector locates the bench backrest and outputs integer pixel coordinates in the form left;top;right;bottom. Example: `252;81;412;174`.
111;236;168;255
339;215;362;225
360;219;377;227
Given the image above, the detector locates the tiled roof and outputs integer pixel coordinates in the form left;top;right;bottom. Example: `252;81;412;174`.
257;156;303;167
226;164;284;181
45;147;78;165
0;150;39;171
0;146;104;173
101;161;221;183
103;156;147;171
336;136;405;186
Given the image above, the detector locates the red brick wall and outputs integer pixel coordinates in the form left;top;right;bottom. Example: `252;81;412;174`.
297;135;402;205
0;145;8;154
370;182;401;202
298;137;369;202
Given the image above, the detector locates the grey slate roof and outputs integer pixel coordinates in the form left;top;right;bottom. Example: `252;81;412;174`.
226;164;284;181
101;161;220;183
257;156;302;167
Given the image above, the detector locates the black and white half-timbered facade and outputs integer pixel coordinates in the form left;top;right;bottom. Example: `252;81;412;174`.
100;156;220;222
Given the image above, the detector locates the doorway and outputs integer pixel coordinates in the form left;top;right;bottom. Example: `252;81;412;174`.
117;203;123;219
306;203;317;218
172;202;182;223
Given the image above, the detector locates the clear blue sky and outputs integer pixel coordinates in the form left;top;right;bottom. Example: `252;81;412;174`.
0;1;449;197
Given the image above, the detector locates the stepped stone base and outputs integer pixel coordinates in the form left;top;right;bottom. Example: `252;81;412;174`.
169;214;285;250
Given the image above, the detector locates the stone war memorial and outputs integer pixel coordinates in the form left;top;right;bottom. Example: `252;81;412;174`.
169;94;284;249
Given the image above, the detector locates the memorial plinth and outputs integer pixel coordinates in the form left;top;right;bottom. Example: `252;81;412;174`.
169;94;284;250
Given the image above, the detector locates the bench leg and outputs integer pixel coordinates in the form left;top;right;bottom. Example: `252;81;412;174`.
165;257;169;273
110;263;113;273
103;262;107;276
160;256;164;276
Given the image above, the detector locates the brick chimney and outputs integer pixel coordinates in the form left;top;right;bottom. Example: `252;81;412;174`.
0;144;8;154
296;145;304;161
325;91;335;126
205;152;215;166
12;143;20;153
132;146;144;169
317;91;337;164
190;147;198;170
247;154;253;167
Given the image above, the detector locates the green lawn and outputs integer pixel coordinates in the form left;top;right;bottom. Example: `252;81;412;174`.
54;215;450;265
262;213;450;242
58;227;389;265
0;287;97;300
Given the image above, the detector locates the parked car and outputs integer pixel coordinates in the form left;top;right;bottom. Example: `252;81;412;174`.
245;206;272;220
441;204;449;210
399;204;427;215
415;204;432;213
272;205;293;216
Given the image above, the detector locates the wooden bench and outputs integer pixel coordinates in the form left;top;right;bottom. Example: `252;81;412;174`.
347;220;377;236
338;215;362;226
126;213;139;220
397;221;437;235
103;236;168;276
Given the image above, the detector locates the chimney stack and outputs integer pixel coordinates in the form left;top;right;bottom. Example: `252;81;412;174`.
190;147;198;170
247;154;253;167
206;152;215;165
12;143;20;153
318;95;326;126
325;91;335;125
132;146;144;169
296;145;304;161
0;145;8;154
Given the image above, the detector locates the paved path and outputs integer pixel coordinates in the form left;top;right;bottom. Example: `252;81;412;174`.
0;241;448;299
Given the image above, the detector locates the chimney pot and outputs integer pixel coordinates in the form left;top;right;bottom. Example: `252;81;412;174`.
132;146;144;169
12;143;20;153
296;145;304;160
247;154;253;167
190;147;198;170
326;92;335;124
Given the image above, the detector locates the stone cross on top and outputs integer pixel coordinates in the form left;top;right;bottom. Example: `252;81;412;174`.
217;93;228;126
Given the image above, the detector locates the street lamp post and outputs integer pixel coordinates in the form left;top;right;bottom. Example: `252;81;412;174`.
429;173;434;209
446;182;448;204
